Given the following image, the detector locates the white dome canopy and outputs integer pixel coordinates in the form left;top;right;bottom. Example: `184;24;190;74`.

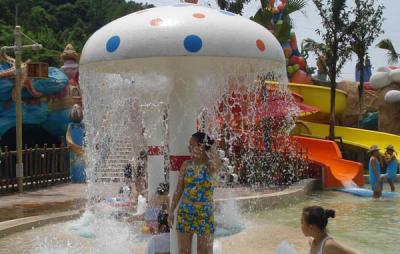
80;4;284;65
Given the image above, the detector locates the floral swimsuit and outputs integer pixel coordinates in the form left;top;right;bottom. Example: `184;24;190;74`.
176;161;215;236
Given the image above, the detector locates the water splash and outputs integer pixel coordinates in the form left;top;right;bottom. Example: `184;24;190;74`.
215;197;244;237
135;195;147;215
213;239;223;254
276;240;298;254
342;180;358;189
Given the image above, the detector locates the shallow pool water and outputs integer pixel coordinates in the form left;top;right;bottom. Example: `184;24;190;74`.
0;185;398;253
249;184;400;254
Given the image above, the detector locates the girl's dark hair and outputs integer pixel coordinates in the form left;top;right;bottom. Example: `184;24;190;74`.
192;132;214;151
156;182;169;195
157;210;170;233
303;206;335;230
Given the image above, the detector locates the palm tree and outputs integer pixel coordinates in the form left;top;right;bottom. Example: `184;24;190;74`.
377;39;399;64
309;0;352;139
301;38;329;81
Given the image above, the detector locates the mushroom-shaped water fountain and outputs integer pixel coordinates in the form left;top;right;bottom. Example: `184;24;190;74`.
80;3;286;253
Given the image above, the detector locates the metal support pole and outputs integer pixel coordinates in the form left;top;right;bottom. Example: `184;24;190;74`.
1;26;42;193
14;26;24;193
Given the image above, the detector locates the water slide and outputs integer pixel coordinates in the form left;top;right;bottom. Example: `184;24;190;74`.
288;83;348;115
287;82;399;190
297;121;400;163
292;136;364;189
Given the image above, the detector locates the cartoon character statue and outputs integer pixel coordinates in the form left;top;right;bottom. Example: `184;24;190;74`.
58;44;81;101
265;1;312;84
355;55;372;82
285;33;312;84
268;0;288;25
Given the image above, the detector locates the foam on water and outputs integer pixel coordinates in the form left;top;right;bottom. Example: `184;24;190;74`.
342;180;358;189
276;240;298;254
135;195;147;215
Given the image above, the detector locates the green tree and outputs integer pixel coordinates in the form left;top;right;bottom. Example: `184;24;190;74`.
216;0;252;15
66;19;88;52
0;21;14;47
312;0;352;139
377;39;399;64
0;0;154;66
350;0;384;126
29;6;56;32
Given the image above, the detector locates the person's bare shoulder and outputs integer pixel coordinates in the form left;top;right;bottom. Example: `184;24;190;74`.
180;160;191;171
178;160;192;177
324;239;358;254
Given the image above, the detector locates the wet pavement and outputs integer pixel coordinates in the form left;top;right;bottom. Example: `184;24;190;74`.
0;184;86;222
0;183;283;222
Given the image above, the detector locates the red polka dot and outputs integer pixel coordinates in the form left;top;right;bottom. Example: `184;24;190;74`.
193;13;206;19
150;18;163;26
256;39;266;52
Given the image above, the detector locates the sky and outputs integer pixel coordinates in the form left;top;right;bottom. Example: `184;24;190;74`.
137;0;400;81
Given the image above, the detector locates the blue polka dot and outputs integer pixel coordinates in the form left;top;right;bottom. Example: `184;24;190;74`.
173;3;191;7
106;36;120;53
219;10;235;16
184;35;202;53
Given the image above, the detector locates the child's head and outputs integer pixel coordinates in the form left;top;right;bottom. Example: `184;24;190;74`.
157;210;170;233
156;182;169;196
386;145;395;155
189;132;214;158
139;150;148;160
369;145;380;157
301;206;335;236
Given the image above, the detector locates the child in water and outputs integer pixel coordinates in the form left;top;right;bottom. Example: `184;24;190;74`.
301;206;357;254
368;145;382;198
144;182;169;234
382;145;398;192
145;209;170;254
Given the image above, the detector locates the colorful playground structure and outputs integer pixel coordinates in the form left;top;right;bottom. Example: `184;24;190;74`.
1;2;399;193
0;44;85;186
287;81;400;189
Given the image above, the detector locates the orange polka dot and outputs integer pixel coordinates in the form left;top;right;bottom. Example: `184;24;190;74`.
256;39;266;52
150;18;163;26
193;13;206;19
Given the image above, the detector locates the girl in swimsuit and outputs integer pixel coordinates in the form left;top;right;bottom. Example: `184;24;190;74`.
301;206;358;254
382;145;398;192
368;145;382;198
168;132;222;254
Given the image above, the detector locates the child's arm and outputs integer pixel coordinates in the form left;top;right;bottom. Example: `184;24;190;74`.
324;240;358;254
168;161;187;226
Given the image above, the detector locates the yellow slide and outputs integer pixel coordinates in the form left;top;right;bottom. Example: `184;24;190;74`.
297;121;400;161
288;83;348;115
287;82;399;156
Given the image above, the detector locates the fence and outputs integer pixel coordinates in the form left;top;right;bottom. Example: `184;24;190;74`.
0;143;70;194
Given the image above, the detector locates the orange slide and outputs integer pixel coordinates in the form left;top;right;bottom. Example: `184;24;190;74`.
292;136;364;189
